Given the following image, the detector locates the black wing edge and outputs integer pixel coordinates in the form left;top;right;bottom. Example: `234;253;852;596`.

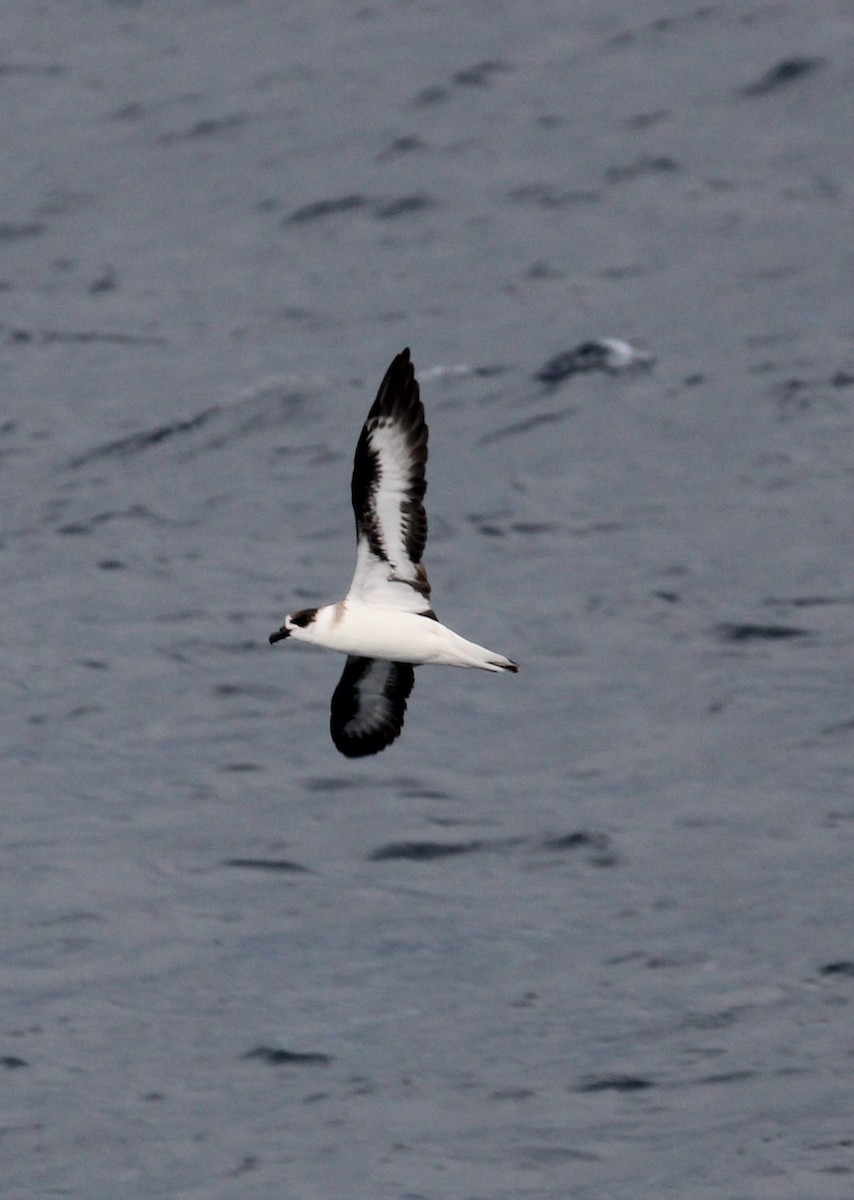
330;656;416;758
350;348;429;566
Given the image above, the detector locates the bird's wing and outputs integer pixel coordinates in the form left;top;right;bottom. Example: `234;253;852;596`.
346;348;433;616
330;656;415;757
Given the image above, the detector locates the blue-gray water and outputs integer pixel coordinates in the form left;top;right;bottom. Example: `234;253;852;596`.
3;3;854;1197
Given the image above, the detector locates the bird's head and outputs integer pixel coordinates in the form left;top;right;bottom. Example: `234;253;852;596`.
269;607;319;645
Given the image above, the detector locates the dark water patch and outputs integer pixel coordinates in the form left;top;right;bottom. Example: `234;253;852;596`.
765;595;854;608
211;683;282;701
0;222;46;241
599;263;650;280
412;84;449;106
608;6;715;48
831;370;854;388
573;520;625;537
68;409;216;467
0;61;64;77
536;347;599;385
228;1155;258;1177
345;1074;374;1096
774;377;811;413
272;441;335;466
56;504;171;535
515;1145;600;1165
716;622;810;642
697;1070;756;1085
155;608;207;624
491;1087;535;1101
217;762;264;773
653;589;681;603
13;328;167;347
88;268;117;295
109;101;148;122
511;521;558;535
452;60;511;87
158;114;247;144
0;1056;28;1069
473;363;510;378
98;559;126;570
576;1074;654;1093
412;61;510;107
376;135;426;161
224;858;310;873
36;191;92;218
469;519;558;537
478;408;571;445
626;109;670;129
400;788;451;800
70;385;309;468
369;840;485;862
740;57;825;97
540;831;617;867
542;831;603;851
509;184;600;208
68;705;102;721
172;637;262;657
6;329;31;344
243;1046;332;1066
819;961;854;978
286;195;367;223
688;1010;738;1031
467;507;513;526
818;717;854;736
645;952;709;969
373;195;435;219
303;776;364;792
604;156;680;184
527;260;563;280
535;339;653;385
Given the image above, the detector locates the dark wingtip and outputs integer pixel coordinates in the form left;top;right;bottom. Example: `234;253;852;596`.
388;346;412;375
269;627;289;644
505;661;519;673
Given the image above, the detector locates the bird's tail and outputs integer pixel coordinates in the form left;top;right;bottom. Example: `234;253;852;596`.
442;632;519;673
484;654;519;674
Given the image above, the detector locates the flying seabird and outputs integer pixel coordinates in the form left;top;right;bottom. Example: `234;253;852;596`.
270;347;518;757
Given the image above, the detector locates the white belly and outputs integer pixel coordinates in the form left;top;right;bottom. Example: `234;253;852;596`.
299;603;513;671
321;606;449;663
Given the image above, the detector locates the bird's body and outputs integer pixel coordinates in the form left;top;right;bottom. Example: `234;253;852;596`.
284;602;517;672
270;347;518;757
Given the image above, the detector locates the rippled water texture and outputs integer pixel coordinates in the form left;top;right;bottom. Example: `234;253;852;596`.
3;3;854;1196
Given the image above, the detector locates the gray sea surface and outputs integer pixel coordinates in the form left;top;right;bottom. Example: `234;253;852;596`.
3;2;854;1197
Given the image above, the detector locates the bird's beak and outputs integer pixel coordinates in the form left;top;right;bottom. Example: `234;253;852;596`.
269;626;290;644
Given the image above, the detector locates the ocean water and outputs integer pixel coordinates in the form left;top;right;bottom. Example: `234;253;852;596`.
2;2;854;1196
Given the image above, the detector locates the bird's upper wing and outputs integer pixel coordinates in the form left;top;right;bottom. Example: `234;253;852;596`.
345;348;433;615
330;656;415;757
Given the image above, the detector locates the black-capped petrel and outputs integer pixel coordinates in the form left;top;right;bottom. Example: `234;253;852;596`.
270;347;518;758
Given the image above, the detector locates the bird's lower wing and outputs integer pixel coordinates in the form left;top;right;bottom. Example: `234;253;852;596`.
330;656;416;758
